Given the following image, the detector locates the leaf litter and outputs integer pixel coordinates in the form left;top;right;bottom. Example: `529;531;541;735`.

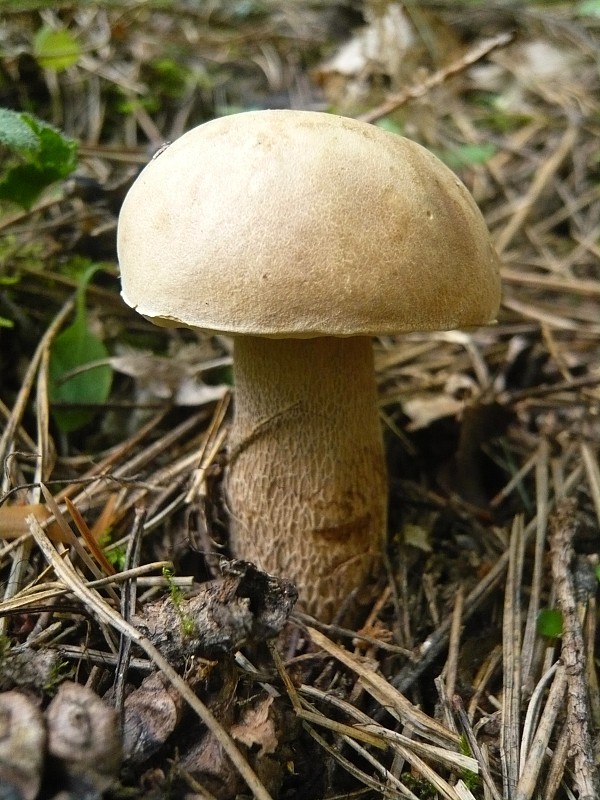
0;1;599;798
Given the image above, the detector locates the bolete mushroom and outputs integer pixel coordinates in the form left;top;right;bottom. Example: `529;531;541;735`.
117;110;501;621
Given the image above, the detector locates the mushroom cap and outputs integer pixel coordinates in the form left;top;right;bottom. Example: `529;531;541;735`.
118;110;501;337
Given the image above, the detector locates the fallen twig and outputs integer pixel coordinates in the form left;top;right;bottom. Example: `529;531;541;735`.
549;498;600;800
358;31;514;124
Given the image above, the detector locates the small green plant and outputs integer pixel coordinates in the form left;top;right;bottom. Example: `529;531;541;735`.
0;275;19;328
434;142;497;171
576;0;600;14
0;107;78;209
402;773;439;799
163;566;197;638
0;634;11;663
48;263;113;433
148;57;191;99
459;734;482;794
536;608;564;639
98;530;126;572
43;658;72;694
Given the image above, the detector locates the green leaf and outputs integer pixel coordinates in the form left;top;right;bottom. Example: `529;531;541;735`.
0;111;77;208
0;107;39;151
33;25;81;71
375;118;404;136
0;162;59;208
536;608;563;639
150;57;190;98
436;143;497;171
105;545;126;571
24;114;78;174
49;265;112;433
0;275;20;287
576;0;600;16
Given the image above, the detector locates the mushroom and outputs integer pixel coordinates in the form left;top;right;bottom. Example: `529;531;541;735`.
117;110;500;621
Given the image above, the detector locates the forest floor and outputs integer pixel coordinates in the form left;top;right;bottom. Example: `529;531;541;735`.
1;2;600;798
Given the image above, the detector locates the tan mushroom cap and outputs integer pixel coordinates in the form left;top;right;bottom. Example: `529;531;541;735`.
118;110;501;336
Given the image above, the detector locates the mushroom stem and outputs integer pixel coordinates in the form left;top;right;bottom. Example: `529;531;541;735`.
227;336;387;621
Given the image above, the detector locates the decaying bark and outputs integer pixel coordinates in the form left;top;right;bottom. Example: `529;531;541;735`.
549;498;600;800
133;560;297;666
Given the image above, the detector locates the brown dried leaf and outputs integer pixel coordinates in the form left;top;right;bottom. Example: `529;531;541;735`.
403;522;433;553
0;503;69;542
181;732;244;799
403;394;465;431
231;696;278;757
472;38;587;113
110;351;227;406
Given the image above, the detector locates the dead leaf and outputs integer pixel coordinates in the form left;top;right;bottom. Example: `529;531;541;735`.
231;696;278;757
314;1;460;112
403;394;465;431
314;1;418;107
0;503;69;542
403;522;433;553
471;38;587;113
110;348;228;406
181;731;244;799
